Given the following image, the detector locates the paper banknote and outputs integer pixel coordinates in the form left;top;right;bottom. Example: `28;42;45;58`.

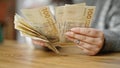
14;3;95;54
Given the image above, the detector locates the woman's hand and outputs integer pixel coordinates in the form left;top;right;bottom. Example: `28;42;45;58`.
32;39;47;47
32;39;53;51
65;27;104;56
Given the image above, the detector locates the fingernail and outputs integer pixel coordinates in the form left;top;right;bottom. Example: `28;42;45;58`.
71;28;77;31
65;32;74;36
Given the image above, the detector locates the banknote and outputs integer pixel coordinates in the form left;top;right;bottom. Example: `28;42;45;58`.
14;14;59;53
60;4;86;43
55;6;64;43
14;14;49;41
14;3;95;54
21;6;59;43
55;3;87;43
58;4;95;44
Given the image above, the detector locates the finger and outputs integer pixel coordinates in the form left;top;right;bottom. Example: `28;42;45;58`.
82;48;97;56
32;39;46;46
66;36;100;52
65;36;99;55
65;35;75;41
65;32;103;45
77;45;97;56
78;41;101;55
78;41;100;51
70;27;104;38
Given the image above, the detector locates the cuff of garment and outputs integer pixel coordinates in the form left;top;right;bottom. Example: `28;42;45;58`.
99;30;120;53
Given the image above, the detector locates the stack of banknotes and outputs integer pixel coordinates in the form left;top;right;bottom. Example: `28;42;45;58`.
14;3;95;54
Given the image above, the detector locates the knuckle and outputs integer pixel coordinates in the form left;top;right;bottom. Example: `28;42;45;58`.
97;39;104;45
85;28;91;34
90;38;96;43
98;41;103;45
99;31;104;37
94;38;103;45
81;36;86;40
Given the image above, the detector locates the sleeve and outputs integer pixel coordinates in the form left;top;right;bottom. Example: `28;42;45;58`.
100;1;120;52
101;30;120;52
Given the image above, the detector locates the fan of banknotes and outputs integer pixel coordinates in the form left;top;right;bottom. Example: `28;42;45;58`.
14;3;95;54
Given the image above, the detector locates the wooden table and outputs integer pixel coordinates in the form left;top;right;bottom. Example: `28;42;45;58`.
0;40;120;68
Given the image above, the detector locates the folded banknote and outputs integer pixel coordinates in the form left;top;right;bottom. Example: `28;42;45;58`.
14;3;95;54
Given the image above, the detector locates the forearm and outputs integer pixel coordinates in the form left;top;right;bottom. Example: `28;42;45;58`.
100;30;120;52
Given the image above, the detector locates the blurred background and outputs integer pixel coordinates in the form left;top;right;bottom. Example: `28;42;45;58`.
0;0;95;44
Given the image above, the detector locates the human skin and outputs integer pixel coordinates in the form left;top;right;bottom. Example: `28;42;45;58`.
32;27;104;56
65;27;104;55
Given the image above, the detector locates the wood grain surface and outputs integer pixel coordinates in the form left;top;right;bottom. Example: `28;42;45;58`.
0;40;120;68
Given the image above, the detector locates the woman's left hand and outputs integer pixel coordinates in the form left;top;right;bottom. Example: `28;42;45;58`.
65;27;104;56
